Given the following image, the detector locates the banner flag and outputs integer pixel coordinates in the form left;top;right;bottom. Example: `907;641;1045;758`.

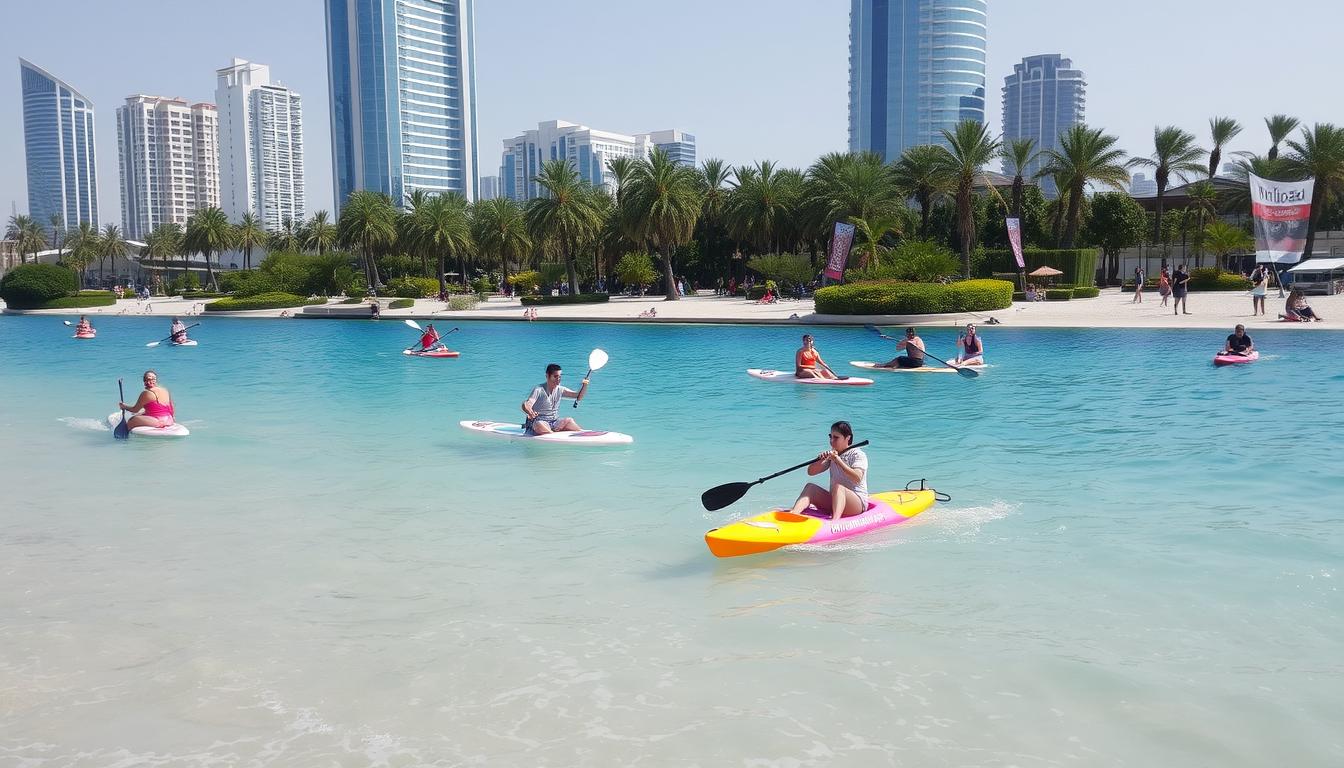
1006;218;1025;269
824;221;857;281
1250;173;1314;264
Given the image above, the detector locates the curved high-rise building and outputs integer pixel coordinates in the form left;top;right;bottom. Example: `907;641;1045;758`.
1001;54;1085;198
848;0;987;162
19;58;99;228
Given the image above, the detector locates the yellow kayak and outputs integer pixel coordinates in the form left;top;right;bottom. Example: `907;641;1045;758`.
705;488;938;558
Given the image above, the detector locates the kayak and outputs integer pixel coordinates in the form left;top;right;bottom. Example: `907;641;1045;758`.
171;339;198;347
458;419;633;445
106;412;190;438
705;487;938;558
850;360;986;374
1214;350;1259;366
403;348;460;358
747;369;874;386
73;332;96;339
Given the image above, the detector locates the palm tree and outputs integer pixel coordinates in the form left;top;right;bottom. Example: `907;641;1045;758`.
1131;126;1206;246
97;224;128;286
48;213;64;263
724;160;794;255
937;120;1002;278
471;197;530;284
1223;154;1292;214
697;158;733;279
892;145;952;237
525;159;603;295
849;213;905;269
338;190;398;291
412;192;473;295
1183;181;1219;265
401;189;434;276
1265;114;1300;161
304;210;338;255
803;151;899;226
1039;125;1131;248
1284;123;1344;258
141;222;184;289
65;222;99;287
1207;117;1242;179
622;147;703;299
184;207;235;291
1001;138;1040;219
234;212;266;270
268;215;303;253
1203;221;1254;271
6;214;48;264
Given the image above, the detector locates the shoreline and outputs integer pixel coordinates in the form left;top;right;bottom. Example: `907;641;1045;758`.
4;287;1340;330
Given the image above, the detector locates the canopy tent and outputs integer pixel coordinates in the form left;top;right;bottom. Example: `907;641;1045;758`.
1287;257;1344;295
1287;257;1344;273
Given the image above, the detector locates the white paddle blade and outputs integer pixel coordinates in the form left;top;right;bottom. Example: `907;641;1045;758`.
588;348;609;371
63;320;73;325
145;341;160;347
403;318;423;332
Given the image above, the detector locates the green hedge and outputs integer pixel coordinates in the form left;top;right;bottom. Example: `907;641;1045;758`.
388;298;414;309
22;290;118;309
0;263;79;307
386;276;441;298
339;297;364;304
177;291;230;299
520;293;611;306
1045;289;1074;300
1189;267;1252;291
204;292;325;311
982;248;1098;287
814;279;1013;315
1071;286;1101;299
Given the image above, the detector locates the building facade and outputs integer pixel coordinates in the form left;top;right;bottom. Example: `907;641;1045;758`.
325;0;479;209
19;58;99;228
115;96;220;240
1001;54;1085;198
216;59;306;232
477;175;501;200
1129;172;1157;197
500;120;695;201
848;0;987;163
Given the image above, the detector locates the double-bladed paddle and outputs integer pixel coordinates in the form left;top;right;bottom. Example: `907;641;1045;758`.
573;348;608;409
113;379;130;440
402;319;458;351
700;439;871;511
146;323;200;347
864;325;979;378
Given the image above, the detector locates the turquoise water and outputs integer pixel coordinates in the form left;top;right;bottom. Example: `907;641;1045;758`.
2;315;1342;766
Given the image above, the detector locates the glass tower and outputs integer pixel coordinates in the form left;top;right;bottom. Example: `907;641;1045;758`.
848;0;987;162
19;58;99;228
325;0;478;210
1001;54;1085;198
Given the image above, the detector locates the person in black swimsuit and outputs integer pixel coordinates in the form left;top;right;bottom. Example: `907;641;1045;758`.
1222;324;1254;356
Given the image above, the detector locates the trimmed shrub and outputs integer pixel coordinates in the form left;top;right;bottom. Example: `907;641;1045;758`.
814;279;1013;315
168;273;201;294
519;293;611;306
471;276;495;296
1071;286;1101;299
508;270;541;295
204;292;325;312
27;290;118;309
982;248;1098;287
387;276;440;298
0;263;78;308
1045;289;1074;300
1189;267;1252;291
447;294;479;311
846;240;961;283
388;298;414;309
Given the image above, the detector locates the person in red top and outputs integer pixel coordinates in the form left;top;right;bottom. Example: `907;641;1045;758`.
418;323;445;352
795;334;838;380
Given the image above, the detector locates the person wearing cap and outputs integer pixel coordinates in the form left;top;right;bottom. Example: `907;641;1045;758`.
878;327;925;369
1221;324;1255;356
955;323;985;366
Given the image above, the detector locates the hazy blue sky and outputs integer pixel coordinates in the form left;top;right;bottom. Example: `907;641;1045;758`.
2;0;1339;224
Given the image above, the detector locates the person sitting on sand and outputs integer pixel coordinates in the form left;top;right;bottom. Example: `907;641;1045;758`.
1222;324;1255;356
638;307;657;319
878;327;925;369
521;363;589;434
1282;290;1323;321
787;421;869;521
955;323;984;365
118;370;176;429
795;334;839;380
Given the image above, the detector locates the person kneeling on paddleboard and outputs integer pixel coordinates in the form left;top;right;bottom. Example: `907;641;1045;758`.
169;317;188;344
118;370;176;429
788;421;869;521
521;363;589;435
795;334;839;380
956;323;984;366
879;327;925;368
418;323;447;352
1222;325;1254;357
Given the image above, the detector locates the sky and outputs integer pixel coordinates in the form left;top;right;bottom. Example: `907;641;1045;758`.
2;0;1340;225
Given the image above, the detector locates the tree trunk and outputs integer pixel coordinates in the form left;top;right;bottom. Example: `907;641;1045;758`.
205;250;218;291
564;240;579;296
1153;188;1166;245
1061;185;1083;248
1012;177;1024;220
437;250;448;296
919;198;931;237
957;187;974;278
661;243;678;300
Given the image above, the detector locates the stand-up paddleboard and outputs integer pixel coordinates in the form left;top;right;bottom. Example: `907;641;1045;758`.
459;420;633;445
170;339;198;347
403;348;460;358
74;332;96;340
850;360;986;374
106;413;190;438
746;369;874;386
1213;350;1259;366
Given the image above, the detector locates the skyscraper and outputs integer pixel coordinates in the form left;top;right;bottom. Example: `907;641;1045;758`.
115;96;220;240
500;120;695;202
1001;54;1085;198
848;0;987;162
19;58;99;228
216;59;306;232
325;0;478;209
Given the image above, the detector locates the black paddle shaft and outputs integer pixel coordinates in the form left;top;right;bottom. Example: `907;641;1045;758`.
865;325;979;378
701;439;871;511
114;379;130;440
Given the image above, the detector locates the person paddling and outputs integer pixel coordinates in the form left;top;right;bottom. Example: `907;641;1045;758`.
118;370;176;429
521;363;589;435
169;317;188;344
879;327;925;368
418;323;447;352
955;323;984;365
787;421;870;521
75;316;94;335
1221;324;1255;357
795;334;839;380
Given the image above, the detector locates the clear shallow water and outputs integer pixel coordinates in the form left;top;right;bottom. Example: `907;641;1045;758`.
1;315;1342;766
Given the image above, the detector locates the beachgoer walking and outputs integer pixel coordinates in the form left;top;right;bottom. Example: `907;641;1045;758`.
1172;265;1191;315
1132;266;1145;303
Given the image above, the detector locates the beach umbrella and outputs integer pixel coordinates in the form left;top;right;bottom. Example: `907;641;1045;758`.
1027;266;1063;277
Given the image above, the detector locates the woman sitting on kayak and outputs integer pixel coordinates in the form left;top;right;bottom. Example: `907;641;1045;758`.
955;323;984;365
795;334;838;379
75;316;94;335
118;370;175;429
788;421;869;521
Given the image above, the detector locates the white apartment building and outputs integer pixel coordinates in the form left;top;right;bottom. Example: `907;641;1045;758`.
500;120;696;201
115;95;220;240
478;175;501;200
216;59;305;231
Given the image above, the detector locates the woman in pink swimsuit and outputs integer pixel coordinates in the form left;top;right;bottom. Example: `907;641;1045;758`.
119;370;175;429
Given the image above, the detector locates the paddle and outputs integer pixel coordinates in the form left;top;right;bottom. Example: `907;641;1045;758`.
402;319;458;351
864;325;979;378
701;439;871;511
114;379;130;440
572;348;609;409
146;322;200;347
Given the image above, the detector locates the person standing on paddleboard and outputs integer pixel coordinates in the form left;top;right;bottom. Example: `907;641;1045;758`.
1221;325;1254;357
118;370;176;430
955;324;984;366
879;327;925;368
521;363;589;435
787;421;869;521
794;334;839;380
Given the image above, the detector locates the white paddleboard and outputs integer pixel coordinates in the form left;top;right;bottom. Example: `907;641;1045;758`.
108;413;190;438
459;420;633;445
850;360;987;374
170;339;198;347
746;369;874;386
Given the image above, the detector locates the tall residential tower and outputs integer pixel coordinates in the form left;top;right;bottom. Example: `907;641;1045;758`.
324;0;478;209
500;120;695;202
19;58;99;228
115;96;220;240
847;0;988;162
216;59;306;231
1001;54;1085;198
